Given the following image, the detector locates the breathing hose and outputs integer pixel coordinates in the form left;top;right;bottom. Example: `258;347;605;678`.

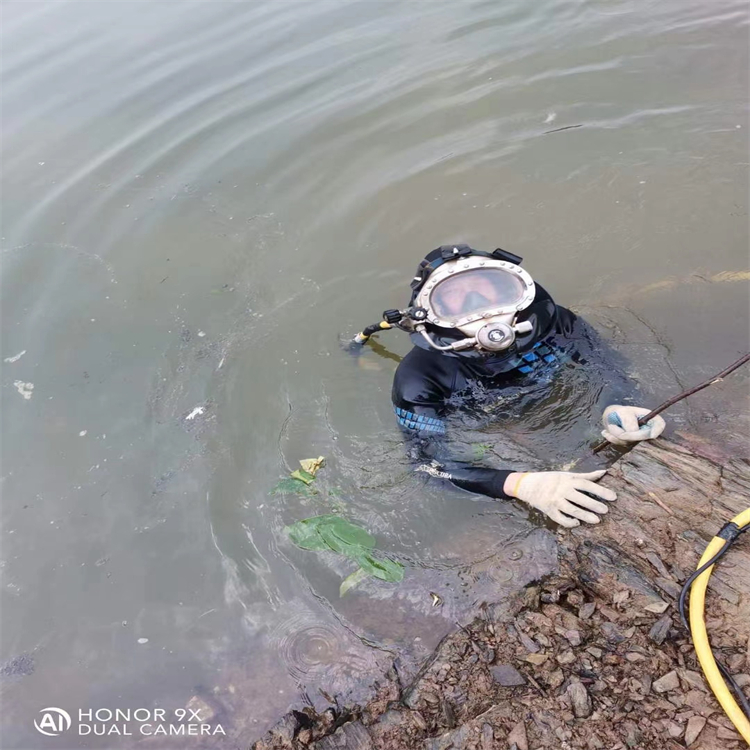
685;508;750;744
352;320;392;345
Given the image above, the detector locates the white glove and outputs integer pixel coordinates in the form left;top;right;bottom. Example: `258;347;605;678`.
601;405;666;446
506;469;616;528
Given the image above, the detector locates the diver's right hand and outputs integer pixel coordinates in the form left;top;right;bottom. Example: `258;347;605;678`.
503;469;616;528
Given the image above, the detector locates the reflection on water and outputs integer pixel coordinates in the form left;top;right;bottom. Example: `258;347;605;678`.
1;0;748;746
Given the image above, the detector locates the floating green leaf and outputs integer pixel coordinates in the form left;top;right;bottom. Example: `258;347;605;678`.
319;516;375;551
339;567;369;597
285;517;329;550
271;477;316;496
472;443;492;460
290;469;315;485
355;552;404;583
272;456;327;496
285;514;404;589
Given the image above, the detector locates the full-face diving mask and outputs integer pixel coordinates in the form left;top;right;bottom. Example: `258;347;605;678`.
412;254;536;352
350;245;537;354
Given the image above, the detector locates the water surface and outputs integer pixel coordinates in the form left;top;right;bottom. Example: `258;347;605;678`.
1;1;748;747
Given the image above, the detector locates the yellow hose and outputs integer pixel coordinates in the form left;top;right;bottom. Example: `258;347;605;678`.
688;507;750;744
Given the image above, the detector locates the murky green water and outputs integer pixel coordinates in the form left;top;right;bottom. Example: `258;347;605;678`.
1;1;748;747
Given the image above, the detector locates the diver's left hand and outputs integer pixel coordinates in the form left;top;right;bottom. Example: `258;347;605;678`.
601;405;666;446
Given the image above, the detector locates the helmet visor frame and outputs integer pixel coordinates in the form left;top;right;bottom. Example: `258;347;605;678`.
416;257;536;328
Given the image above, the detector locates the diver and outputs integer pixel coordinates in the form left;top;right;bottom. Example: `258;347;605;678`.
351;245;665;528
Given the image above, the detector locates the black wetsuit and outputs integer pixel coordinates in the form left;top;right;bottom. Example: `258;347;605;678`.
391;282;579;501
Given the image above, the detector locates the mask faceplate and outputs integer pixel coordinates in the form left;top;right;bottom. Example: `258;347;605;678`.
416;257;535;331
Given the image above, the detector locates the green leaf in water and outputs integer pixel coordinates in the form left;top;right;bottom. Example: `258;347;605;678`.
271;477;315;496
290;469;315;485
319;517;376;551
355;552;404;583
472;443;492;459
285;517;328;550
339;567;369;597
286;515;403;586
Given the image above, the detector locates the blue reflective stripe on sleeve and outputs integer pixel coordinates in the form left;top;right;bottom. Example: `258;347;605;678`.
394;406;446;433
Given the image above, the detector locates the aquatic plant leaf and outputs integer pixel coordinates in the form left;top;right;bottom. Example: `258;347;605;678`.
299;456;325;477
271;477;314;496
285;518;328;550
328;517;376;549
339;567;369;597
286;514;375;554
355;552;404;583
318;518;376;555
290;469;315;485
286;515;402;586
472;443;491;460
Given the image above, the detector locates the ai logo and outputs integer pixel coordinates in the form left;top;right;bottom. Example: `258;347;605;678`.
34;707;72;736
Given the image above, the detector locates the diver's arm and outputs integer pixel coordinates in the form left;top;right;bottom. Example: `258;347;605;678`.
402;418;513;499
392;349;513;500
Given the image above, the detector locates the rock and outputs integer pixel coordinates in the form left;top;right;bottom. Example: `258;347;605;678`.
623;720;641;747
716;725;740;740
506;720;528;750
491;664;526;687
654;577;682;599
412;711;427;730
441;698;456;729
524;653;549;666
625;652;647;662
547;669;565;689
683;689;715;716
645;552;672;579
579;602;596;620
679;670;706;692
265;714;298;745
480;723;494;750
525;612;553;630
185;695;217;724
518;631;540;653
567;681;592;718
522;585;541;610
666;721;683;738
601;622;627;643
613;590;630;605
684;715;706;746
653;670;680;693
648;614;672;645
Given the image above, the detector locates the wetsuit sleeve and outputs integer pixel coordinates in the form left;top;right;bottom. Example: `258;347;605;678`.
392;348;513;500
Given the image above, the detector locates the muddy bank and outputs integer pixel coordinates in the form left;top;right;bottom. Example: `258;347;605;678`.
252;435;749;750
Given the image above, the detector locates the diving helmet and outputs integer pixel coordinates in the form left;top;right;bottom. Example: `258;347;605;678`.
407;245;536;353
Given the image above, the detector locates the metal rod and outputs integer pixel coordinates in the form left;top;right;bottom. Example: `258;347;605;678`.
592;352;750;454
